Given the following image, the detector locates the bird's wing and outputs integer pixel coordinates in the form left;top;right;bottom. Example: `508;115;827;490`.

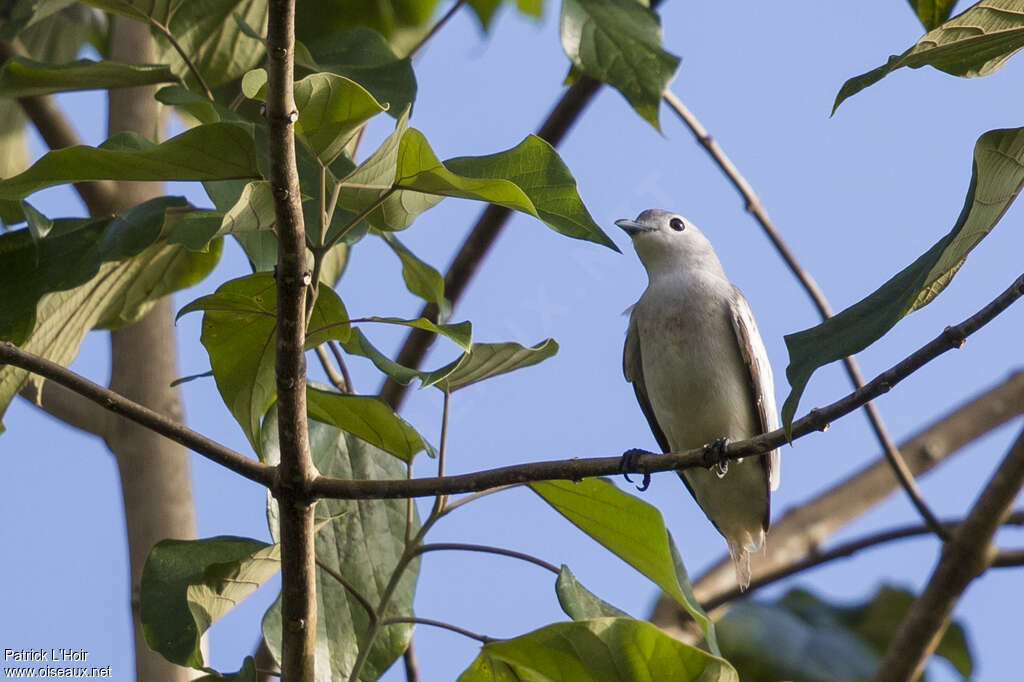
624;313;671;454
729;286;781;493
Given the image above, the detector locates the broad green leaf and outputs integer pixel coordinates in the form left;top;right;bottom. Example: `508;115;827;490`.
21;201;52;242
834;0;1024;112
0;0;76;42
304;27;417;117
907;0;958;30
306;386;435;461
556;565;631;620
0;100;28;226
140;536;278;669
530;478;718;653
195;657;257;682
560;0;680;128
156;84;246;125
429;339;559;392
719;586;973;681
0;57;175;97
378;231;449;316
318;242;349;286
352;317;471;351
781;126;1024;430
338;328;436;386
0;122;261;201
459;618;737;682
166;210;226;251
177;272;350;452
261;409;419;681
293;72;388;165
445;135;617;250
0;203;220;428
294;0;439;55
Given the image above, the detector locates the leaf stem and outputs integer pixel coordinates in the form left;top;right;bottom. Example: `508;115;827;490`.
149;19;215;101
379;617;495;644
415;542;560;574
322;187;397;251
315;558;377;622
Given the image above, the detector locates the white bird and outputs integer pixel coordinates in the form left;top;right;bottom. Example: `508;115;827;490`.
617;209;780;589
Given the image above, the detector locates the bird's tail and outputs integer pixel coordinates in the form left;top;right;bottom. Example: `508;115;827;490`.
727;539;752;591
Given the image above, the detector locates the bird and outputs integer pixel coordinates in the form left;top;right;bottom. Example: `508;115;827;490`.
617;208;780;589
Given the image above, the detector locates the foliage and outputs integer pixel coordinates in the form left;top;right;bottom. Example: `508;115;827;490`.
1;0;1019;678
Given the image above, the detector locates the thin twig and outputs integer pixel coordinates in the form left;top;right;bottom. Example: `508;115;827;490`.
322;187;396;251
431;390;452;517
0;341;272;485
327;341;355;394
662;89;948;541
315;559;377;621
406;0;468;59
379;617;495;644
440;484;522;517
315;271;1024;499
148;20;215;100
314;345;348;392
403;641;420;682
873;428;1024;682
704;511;1024;611
416;542;560;574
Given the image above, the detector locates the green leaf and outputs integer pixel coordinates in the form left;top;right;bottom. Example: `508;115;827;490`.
781;126;1024;431
140;536;278;669
304;27;417;117
0;202;220;428
261;408;419;681
0;122;261;201
0;0;77;42
293;72;389;165
555;565;631;620
156;84;246;125
338;328;433;386
194;657;257;682
445;135;617;250
718;586;973;681
459;618;737;682
907;0;958;30
378;230;449;316
467;0;543;30
354;317;471;351
293;0;440;54
530;478;718;653
834;0;1024;112
0;57;176;97
21;201;53;242
177;272;351;452
559;0;680;128
429;339;559;392
306;386;435;461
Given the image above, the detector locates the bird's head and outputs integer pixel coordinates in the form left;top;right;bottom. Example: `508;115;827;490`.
615;209;721;277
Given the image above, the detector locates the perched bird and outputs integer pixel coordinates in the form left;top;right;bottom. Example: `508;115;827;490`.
617;209;780;589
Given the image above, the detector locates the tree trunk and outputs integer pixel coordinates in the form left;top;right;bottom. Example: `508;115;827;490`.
102;16;197;682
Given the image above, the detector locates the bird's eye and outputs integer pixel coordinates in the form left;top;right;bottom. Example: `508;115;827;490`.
669;217;686;232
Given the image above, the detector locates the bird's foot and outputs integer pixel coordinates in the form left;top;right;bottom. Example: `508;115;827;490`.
703;438;731;478
619;448;653;491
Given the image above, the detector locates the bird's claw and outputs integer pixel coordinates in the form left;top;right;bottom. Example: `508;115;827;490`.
619;448;652;491
703;438;731;478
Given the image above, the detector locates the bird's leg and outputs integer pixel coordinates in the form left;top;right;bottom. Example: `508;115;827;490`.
703;437;731;478
619;448;653;491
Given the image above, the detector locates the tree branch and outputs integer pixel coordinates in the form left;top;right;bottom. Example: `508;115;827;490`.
704;511;1024;611
316;271;1024;499
0;340;272;486
0;42;116;216
873;427;1024;682
662;89;947;540
19;379;111;439
684;370;1024;609
266;0;317;679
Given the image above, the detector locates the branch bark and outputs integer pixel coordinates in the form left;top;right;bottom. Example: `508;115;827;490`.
873;427;1024;682
266;1;317;679
662;89;947;540
648;370;1024;632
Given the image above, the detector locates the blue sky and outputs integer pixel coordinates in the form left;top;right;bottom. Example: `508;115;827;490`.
3;1;1024;680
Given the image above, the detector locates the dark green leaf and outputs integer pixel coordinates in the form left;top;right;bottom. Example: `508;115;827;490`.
560;0;680;128
834;0;1024;112
459;618;737;682
907;0;958;30
556;565;631;620
0;122;261;201
140;536;277;669
378;230;449;316
0;0;76;42
0;57;175;97
306;386;435;461
294;0;440;54
21;201;52;242
261;409;419;681
353;317;471;351
338;328;436;386
0;202;220;428
530;478;718;653
429;339;558;392
781;126;1024;431
156;85;247;125
177;272;350;452
304;27;417;117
